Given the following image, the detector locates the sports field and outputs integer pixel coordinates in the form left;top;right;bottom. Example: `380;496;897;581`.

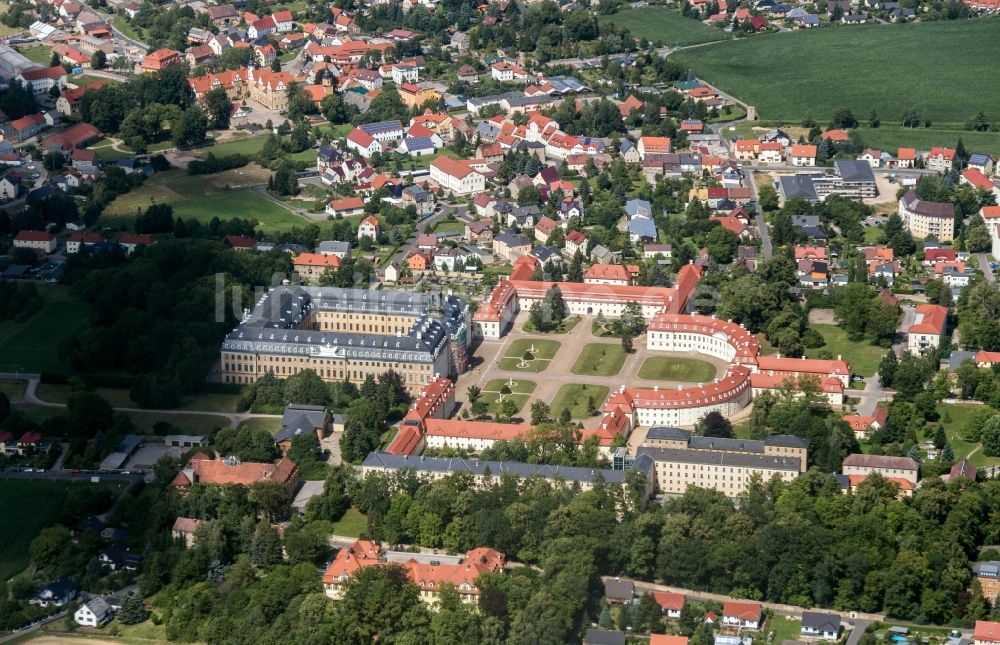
599;7;725;46
0;286;88;374
638;356;717;382
102;167;314;233
671;19;1000;124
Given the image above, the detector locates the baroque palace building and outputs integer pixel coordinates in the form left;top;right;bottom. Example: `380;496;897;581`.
220;285;470;393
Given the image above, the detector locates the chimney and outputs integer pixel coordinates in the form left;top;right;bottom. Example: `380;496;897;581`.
654;385;659;391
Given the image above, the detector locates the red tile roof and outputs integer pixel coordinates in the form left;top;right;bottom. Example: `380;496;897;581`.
908;303;947;335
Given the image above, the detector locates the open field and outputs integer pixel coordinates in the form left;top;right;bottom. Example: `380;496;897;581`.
805;324;884;377
768;616;802;644
102;167;313;233
598;7;725;46
671;19;1000;124
18;45;52;65
571;343;626;376
0;379;25;401
331;507;367;538
498;339;561;372
123;411;227;435
237;417;282;435
0;481;119;581
0;286;88;374
35;384;241;413
482;378;536;416
550;384;609;420
638;356;717;382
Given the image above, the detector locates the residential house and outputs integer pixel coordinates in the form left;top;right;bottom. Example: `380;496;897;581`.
326;197;365;218
800;612;841;641
119;233;155;255
790;144;817;166
345;128;383;158
493;231;532;261
383;260;402;283
294;252;340;283
976;621;1000;645
534;215;559;243
637;136;671;159
604;578;635;605
653;592;686;618
171;517;202;547
401;185;434;215
842;453;919;485
722;601;762;630
907;303;948;352
33;578;77;607
140;48;181;73
317;241;351;258
585;264;632;286
465;219;493;244
67;232;105;254
899;189;955;242
897;147;917;168
584;629;627;645
226;235;257;251
275;403;330;454
407;251;432;272
16;67;67;95
14;230;56;254
74;597;113;627
565;230;588;257
358;215;380;240
430;156;485;196
926;147;956;173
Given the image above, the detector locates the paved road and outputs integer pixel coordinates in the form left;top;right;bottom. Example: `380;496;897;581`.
743;169;772;259
977;253;996;283
846;620;872;645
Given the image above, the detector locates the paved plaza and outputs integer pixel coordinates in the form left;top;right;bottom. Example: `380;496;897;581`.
455;312;728;428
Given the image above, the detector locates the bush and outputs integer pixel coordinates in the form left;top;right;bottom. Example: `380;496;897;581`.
187;153;250;175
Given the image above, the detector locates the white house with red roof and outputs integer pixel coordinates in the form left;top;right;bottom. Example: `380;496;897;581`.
345;127;382;158
637;136;671;160
896;147;917;168
584;263;632;285
358;215;380;240
14;230;56;254
16;66;67;94
926;147;956;173
652;592;686;618
325;196;365;218
490;61;528;82
722;601;762;630
564;229;588;257
272;9;294;31
790;144;817;166
66;231;105;254
429;156;484;195
962;167;1000;200
975;621;1000;645
907;304;948;353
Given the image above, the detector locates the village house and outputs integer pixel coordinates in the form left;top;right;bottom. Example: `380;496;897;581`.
13;230;56;254
357;215;380;240
293;252;341;283
842;453;919;485
430;156;485;195
907;303;948;353
722;601;762;630
493;231;532;261
74;597;113;627
171;517;202;547
926;147;956;173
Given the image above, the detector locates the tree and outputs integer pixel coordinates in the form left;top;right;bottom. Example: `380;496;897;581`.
933;425;947;450
982;415;1000;457
91;49;106;70
530;400;551;425
878;350;898;387
67;390;114;439
496;398;520;423
284;369;332;406
697;411;733;438
29;525;71;569
250;520;283;567
467;386;481;404
831;107;858;129
171;105;208;148
868;109;880;128
118;593;149;625
340;398;386;463
203;87;232;129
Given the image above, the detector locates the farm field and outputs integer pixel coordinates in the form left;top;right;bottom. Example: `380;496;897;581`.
638;356;717;382
0;286;88;375
102;167;313;233
550;384;609;420
598;7;725;46
671;19;1000;124
805;324;884;377
571;343;626;377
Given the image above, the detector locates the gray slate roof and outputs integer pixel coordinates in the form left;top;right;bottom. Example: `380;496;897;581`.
636;446;801;471
362;452;648;483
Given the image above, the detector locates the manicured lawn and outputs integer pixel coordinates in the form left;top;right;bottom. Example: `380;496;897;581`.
571;343;626;377
598;7;726;46
0;379;25;401
197;136;268;158
69;73;114;87
671;19;1000;124
804;324;884;377
768;616;802;644
481;378;536;416
35;384;240;413
498;339;561;372
638;356;717;382
0;480;119;581
864;226;885;244
330;507;367;538
524;315;581;334
0;285;88;374
550;384;609;420
317;123;355;139
237;417;283;435
18;45;52;65
110;15;144;42
433;219;466;234
855;125;1000;157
